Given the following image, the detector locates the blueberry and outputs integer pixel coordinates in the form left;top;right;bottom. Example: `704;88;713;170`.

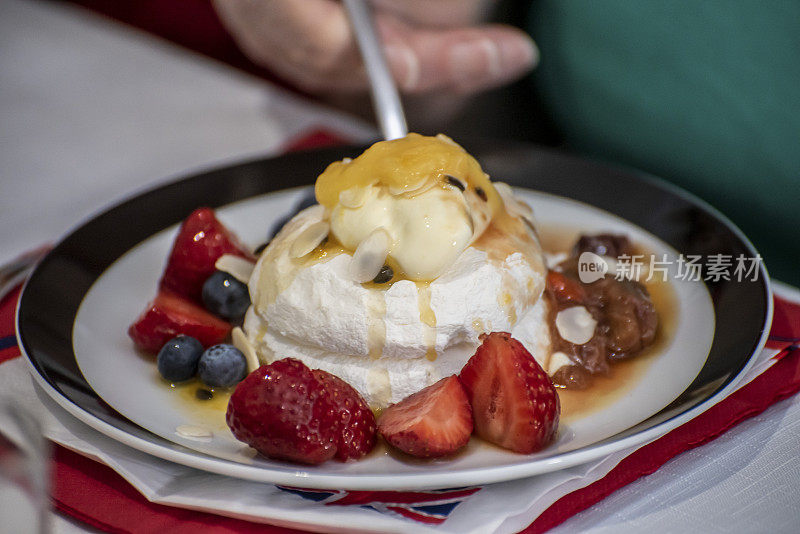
197;344;247;388
157;335;203;382
202;271;250;322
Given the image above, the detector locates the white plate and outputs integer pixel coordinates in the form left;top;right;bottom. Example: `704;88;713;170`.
69;187;714;489
18;142;770;490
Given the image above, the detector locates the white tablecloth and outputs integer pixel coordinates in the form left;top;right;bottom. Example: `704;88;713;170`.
1;1;798;532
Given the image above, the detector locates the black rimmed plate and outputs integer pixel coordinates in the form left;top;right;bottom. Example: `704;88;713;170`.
17;140;771;490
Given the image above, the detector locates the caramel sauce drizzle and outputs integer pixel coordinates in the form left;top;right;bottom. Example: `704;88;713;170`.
415;281;438;361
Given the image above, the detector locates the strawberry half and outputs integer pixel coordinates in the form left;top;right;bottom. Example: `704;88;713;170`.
160;208;255;303
128;290;231;353
312;370;377;461
459;332;560;454
377;376;473;458
226;359;339;465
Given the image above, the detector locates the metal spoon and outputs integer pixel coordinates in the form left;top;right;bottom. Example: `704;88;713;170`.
343;0;408;140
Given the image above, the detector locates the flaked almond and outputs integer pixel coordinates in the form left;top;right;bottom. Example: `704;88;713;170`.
176;425;213;440
289;221;329;259
495;181;534;221
547;351;574;375
555;306;597;345
214;254;255;284
545;252;569;270
493;181;514;199
465;204;491;244
435;133;459;146
232;326;260;374
338;186;370;209
349;227;393;283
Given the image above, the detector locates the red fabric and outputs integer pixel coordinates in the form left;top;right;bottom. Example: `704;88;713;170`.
0;285;22;364
281;129;354;154
766;294;800;350
64;0;302;95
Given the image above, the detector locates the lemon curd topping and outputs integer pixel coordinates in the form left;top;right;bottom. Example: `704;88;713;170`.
315;133;502;214
314;133;506;281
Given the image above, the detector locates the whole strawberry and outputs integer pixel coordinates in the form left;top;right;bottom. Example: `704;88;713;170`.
226;359;376;465
459;332;560;454
226;359;337;465
312;370;376;461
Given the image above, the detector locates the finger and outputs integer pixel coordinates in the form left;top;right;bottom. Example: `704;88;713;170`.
215;0;537;95
381;22;539;94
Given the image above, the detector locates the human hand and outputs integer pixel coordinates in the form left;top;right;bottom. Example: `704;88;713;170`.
213;0;538;95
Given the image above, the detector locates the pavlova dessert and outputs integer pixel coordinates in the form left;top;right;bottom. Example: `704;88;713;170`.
242;133;550;410
128;133;658;465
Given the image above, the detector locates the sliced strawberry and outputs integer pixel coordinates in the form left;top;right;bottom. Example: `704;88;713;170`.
226;359;338;465
128;290;231;353
459;332;560;454
159;208;255;303
377;376;473;458
312;370;377;461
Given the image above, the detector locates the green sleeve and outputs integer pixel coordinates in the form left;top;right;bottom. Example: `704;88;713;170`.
528;0;800;285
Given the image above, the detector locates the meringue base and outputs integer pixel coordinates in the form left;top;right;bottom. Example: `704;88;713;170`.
244;297;550;410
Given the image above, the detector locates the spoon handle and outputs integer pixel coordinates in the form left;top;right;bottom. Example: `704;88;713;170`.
343;0;408;140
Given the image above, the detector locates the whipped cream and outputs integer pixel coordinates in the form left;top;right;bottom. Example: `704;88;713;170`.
331;183;475;280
